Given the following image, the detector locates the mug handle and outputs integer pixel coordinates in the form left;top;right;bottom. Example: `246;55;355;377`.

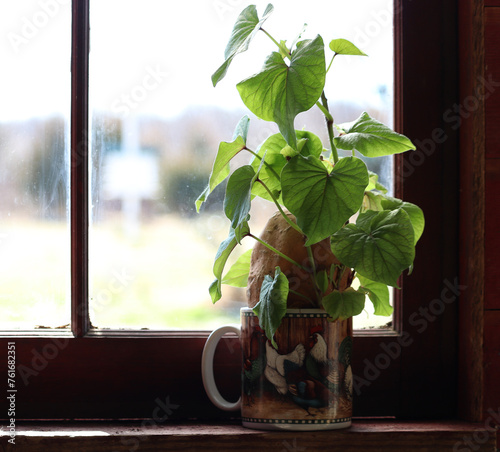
201;324;241;411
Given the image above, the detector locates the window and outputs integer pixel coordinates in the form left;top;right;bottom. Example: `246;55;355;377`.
0;0;459;421
0;2;71;330
87;0;395;330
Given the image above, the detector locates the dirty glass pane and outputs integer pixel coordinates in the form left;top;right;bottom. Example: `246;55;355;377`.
0;2;71;329
89;0;393;330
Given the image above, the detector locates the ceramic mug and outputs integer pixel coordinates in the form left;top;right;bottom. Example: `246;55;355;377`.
201;307;353;431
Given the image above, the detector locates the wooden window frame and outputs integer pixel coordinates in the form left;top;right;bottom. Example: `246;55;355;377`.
0;0;475;421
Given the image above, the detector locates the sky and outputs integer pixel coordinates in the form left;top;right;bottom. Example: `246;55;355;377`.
0;0;393;121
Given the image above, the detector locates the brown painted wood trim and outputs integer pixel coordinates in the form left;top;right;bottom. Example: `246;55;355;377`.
392;0;405;338
396;0;460;419
3;421;496;451
458;0;485;423
0;335;401;420
484;310;500;426
485;9;500;160
485;159;500;309
70;0;90;337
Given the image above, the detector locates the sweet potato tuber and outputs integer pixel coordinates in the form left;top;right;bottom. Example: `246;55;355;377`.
247;211;352;308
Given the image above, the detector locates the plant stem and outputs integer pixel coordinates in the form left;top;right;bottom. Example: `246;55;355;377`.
333;264;354;290
337;265;347;287
306;245;323;303
261;28;283;52
248;233;308;271
320;91;339;164
306;246;317;279
315;101;333;122
261;27;292;62
256;179;304;235
326;53;337;74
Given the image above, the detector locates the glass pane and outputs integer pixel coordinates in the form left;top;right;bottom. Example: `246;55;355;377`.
89;0;393;330
0;2;71;329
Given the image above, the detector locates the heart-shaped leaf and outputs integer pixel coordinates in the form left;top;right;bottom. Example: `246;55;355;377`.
356;274;392;316
329;38;367;56
222;249;252;288
334;112;416;157
210;224;249;303
212;4;274;86
253;267;289;348
196;116;250;212
281;155;369;245
380;196;425;244
250;131;323;202
331;209;415;287
237;35;326;150
322;287;366;321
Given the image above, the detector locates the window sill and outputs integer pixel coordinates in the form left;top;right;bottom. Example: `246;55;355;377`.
1;420;496;451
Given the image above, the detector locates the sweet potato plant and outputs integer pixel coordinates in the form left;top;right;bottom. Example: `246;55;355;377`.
196;4;424;344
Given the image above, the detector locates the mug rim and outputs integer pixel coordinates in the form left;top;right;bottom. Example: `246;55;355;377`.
240;307;327;314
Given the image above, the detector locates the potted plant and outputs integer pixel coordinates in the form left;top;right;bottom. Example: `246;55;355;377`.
198;3;424;429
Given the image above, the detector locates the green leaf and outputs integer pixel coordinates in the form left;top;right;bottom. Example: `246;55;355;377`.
380;196;425;245
280;137;308;158
334;112;416;158
237;35;326;150
315;269;329;294
322;288;366;321
278;40;290;59
195;116;250;212
212;4;274;86
234;216;251;243
253;267;289;348
250;134;287;202
250;131;323;202
366;171;388;193
362;172;389;212
281;155;369;245
329;38;367;56
224;165;256;232
210;225;249;303
222;249;252;287
291;23;308;50
357;275;392;316
232;115;250;141
209;279;222;305
362;191;385;212
331;209;415;287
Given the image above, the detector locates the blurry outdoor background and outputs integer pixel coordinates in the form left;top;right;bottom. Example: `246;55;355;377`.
1;0;394;330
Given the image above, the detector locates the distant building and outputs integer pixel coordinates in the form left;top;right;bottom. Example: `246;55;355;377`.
101;115;159;236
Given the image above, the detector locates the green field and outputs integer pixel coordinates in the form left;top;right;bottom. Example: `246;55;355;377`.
1;214;389;331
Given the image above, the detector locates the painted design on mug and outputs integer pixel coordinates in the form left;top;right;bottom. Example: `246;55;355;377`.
242;326;267;405
241;313;352;423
